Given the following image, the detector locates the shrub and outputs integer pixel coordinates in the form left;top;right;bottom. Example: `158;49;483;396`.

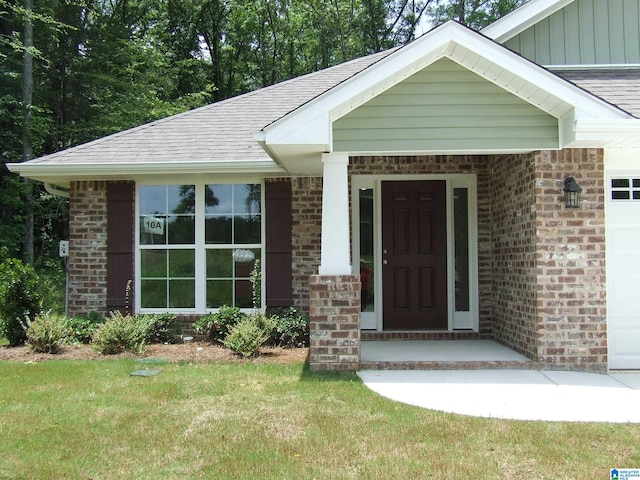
92;312;146;355
0;254;42;346
25;312;68;354
194;306;246;343
269;307;310;348
136;313;181;344
68;311;105;344
223;313;274;357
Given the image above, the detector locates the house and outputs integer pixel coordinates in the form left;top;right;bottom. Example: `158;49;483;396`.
10;0;640;372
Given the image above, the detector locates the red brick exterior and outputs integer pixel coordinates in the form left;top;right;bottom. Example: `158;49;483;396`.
534;149;607;371
291;177;323;312
66;150;607;371
309;274;361;371
68;181;109;316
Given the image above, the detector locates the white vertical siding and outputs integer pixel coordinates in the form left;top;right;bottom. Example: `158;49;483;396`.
332;59;558;153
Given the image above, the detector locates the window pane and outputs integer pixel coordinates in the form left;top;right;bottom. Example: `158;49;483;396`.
141;280;166;308
359;188;375;312
139;186;166;214
634;179;640;188
140;215;167;245
169;249;195;277
454;188;470;312
612;191;631;200
207;280;233;307
205;215;232;244
167;215;195;244
141;250;166;277
612;179;630;188
207;249;233;278
235;185;262;214
235;280;253;308
206;184;233;214
234;215;261;244
169;280;195;308
168;185;195;214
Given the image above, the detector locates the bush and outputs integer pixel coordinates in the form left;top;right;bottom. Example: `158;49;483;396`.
269;307;310;348
223;313;274;357
25;312;68;354
194;306;246;343
92;312;146;355
0;254;42;346
68;311;105;344
136;313;181;344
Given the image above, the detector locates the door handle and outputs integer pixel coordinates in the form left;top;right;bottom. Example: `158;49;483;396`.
383;260;388;265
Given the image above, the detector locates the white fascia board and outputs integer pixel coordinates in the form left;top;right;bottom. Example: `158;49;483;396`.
449;28;630;120
573;119;640;147
481;0;574;43
7;160;285;185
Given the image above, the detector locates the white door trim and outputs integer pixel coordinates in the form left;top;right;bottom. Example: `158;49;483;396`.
352;174;479;332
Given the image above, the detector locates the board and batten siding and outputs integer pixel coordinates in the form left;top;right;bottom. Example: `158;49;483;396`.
332;59;559;153
504;0;640;65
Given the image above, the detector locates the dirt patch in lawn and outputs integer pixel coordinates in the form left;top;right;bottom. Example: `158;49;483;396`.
0;342;309;365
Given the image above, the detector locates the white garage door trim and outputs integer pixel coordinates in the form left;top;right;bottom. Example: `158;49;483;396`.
606;170;640;370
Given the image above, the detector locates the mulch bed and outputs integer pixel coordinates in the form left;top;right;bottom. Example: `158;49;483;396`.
0;341;309;365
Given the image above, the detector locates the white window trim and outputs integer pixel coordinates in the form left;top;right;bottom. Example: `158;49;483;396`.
135;180;265;314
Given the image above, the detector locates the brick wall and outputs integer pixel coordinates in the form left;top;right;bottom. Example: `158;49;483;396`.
534;149;607;371
291;177;323;312
489;153;539;359
68;181;108;316
309;274;361;370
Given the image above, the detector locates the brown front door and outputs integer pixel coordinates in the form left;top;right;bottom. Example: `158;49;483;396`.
382;180;448;330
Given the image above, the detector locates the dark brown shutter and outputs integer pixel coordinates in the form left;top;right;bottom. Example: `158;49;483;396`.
106;182;135;313
265;180;293;307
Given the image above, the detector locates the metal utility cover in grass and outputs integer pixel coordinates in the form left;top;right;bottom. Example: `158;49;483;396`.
130;369;162;377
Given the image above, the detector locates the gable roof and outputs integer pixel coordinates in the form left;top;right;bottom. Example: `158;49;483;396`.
260;20;631;173
481;0;574;42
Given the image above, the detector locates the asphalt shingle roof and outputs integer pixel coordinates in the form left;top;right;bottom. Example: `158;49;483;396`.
555;69;640;118
27;49;395;166
21;48;640;169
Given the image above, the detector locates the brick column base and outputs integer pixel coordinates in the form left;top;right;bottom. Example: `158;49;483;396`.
309;275;361;371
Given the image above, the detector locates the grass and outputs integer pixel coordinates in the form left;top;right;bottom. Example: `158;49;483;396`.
0;359;638;479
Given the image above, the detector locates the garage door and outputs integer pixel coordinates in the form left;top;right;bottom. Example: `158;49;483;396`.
606;176;640;369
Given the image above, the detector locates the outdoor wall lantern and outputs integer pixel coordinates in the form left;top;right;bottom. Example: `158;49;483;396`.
563;176;582;208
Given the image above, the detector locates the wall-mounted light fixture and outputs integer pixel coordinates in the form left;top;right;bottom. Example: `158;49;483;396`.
563;176;582;208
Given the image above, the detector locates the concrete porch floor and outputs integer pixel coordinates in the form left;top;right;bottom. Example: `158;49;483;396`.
360;339;534;370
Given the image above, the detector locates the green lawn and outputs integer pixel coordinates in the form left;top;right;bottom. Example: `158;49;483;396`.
0;359;638;479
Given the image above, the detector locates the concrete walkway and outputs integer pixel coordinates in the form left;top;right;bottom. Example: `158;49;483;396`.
358;369;640;422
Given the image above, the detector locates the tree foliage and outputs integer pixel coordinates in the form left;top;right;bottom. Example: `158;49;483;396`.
0;0;525;268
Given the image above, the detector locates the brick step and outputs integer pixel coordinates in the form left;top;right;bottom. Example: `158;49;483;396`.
358;360;538;370
361;331;487;341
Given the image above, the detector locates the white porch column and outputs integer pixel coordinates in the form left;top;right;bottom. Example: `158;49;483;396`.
319;152;351;275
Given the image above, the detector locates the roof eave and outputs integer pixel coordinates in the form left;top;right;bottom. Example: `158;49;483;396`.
7;160;285;187
481;0;574;43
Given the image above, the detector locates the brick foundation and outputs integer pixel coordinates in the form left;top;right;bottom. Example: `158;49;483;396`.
309;275;361;371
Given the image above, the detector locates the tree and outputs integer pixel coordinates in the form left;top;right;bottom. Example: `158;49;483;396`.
428;0;527;29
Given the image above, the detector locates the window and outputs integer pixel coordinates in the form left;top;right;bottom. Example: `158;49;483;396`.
138;183;262;311
611;178;640;201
